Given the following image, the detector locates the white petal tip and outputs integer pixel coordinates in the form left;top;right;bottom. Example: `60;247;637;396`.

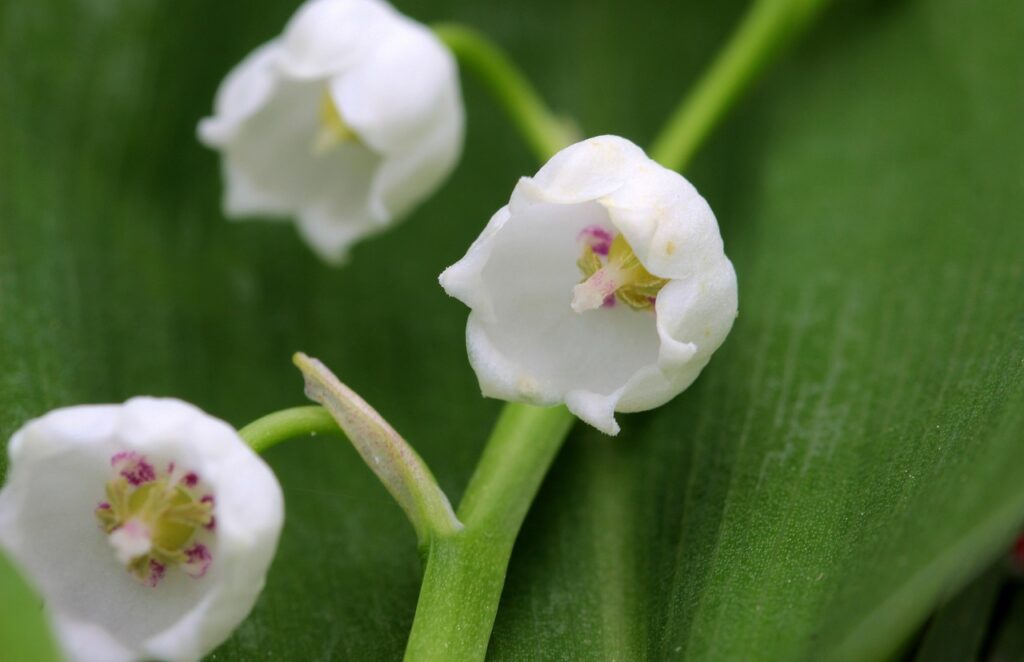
584;415;620;436
566;392;622;436
438;262;472;302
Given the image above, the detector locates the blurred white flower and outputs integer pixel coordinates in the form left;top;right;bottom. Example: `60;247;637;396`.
198;0;464;264
0;398;284;662
440;135;738;435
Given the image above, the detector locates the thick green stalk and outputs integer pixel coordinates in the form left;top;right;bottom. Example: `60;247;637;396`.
238;402;574;660
403;404;576;661
434;23;575;162
649;0;831;171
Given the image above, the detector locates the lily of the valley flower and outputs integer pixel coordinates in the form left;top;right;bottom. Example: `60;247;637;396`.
0;398;284;662
440;135;738;435
198;0;464;264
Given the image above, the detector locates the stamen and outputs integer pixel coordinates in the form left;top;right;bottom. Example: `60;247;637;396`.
313;89;359;155
578;225;613;256
95;453;214;587
112;452;156;486
145;560;166;588
184;544;212;579
572;233;668;313
200;495;216;531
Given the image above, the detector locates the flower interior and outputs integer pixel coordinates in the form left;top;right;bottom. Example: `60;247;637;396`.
572;226;668;313
313;89;359;154
95;453;214;587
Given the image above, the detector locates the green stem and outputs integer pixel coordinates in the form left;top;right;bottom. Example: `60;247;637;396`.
237;405;340;454
649;0;831;171
403;403;576;661
238;402;573;660
434;22;575;162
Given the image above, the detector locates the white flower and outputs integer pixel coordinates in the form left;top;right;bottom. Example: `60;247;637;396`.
0;398;284;662
198;0;464;264
439;135;738;435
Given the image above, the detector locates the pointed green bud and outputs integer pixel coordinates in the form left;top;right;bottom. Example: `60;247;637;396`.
293;352;462;545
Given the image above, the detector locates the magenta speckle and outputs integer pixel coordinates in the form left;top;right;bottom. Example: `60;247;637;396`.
112;452;156;486
184;544;213;579
201;495;216;530
578;225;614;256
182;472;198;488
110;451;133;466
97;502;111;510
146;560;166;588
122;461;155;486
167;462;176;474
602;294;617;308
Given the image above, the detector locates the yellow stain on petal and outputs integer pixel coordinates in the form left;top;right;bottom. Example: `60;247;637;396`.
312;89;360;155
516;374;541;398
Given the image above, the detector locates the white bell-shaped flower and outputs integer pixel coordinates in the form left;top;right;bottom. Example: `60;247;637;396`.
440;135;738;435
0;398;284;662
198;0;464;264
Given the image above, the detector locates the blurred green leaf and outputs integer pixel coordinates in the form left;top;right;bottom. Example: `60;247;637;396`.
1;0;1022;660
912;564;1004;662
988;584;1024;662
0;549;59;662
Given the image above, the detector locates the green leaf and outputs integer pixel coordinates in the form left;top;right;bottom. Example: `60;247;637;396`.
912;563;1005;661
0;549;60;662
1;0;1022;661
987;583;1024;662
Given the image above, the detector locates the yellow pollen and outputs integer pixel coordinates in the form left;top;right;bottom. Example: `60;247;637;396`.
572;234;668;312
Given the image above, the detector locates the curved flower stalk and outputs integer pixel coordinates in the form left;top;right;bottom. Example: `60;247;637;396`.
440;135;738;434
198;0;464;264
0;398;284;662
293;352;461;546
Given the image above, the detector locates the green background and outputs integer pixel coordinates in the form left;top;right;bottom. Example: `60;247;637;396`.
1;0;1022;659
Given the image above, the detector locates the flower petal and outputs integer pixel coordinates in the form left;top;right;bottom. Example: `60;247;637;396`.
440;136;738;434
0;398;284;662
332;21;460;154
277;0;397;80
295;203;380;265
447;197;661;431
524;135;647;206
199;0;464;263
197;41;282;148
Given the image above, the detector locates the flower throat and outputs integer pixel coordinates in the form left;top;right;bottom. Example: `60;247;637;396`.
572;229;668;313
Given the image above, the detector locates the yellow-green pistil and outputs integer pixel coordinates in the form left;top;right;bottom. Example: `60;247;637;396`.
96;475;212;584
313;89;360;154
572;234;668;312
